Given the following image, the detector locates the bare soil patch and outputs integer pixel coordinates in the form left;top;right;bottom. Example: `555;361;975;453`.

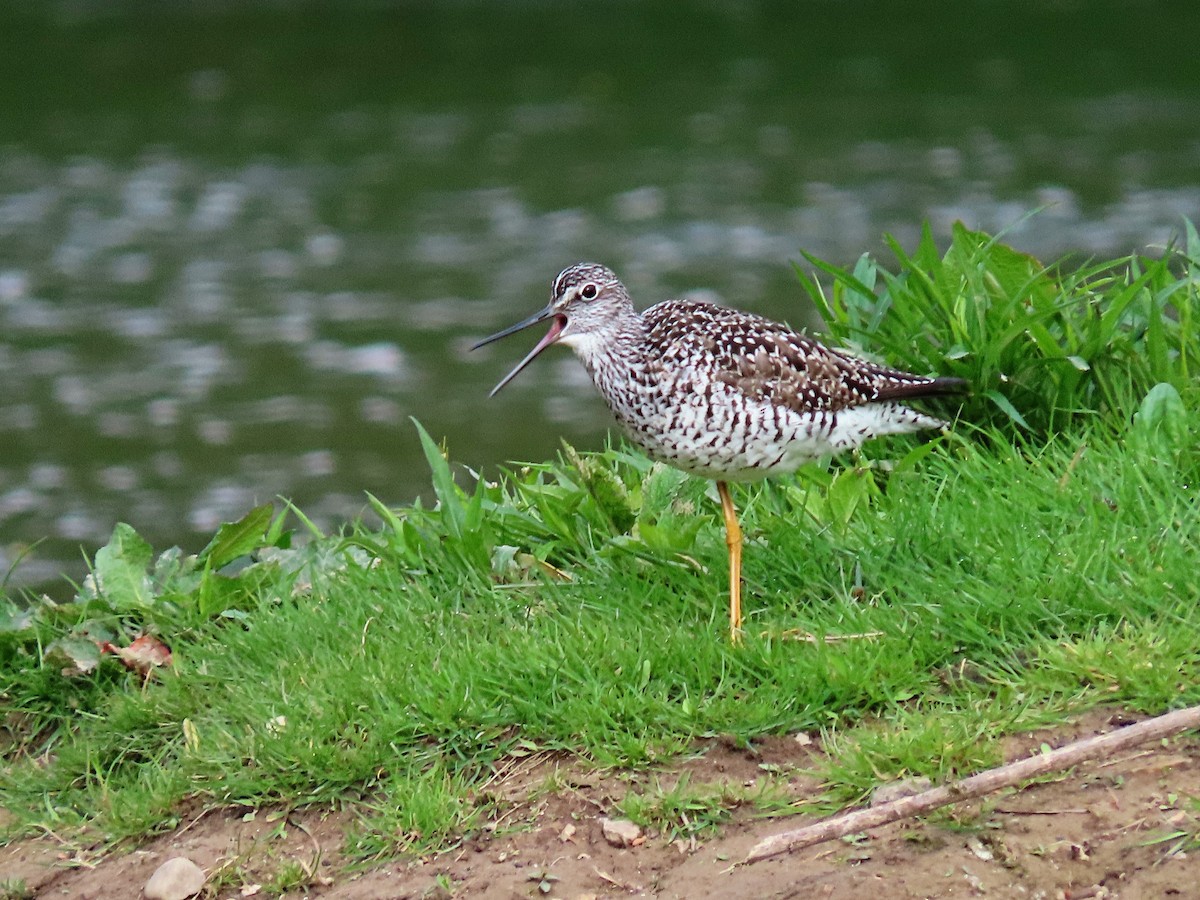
4;708;1198;899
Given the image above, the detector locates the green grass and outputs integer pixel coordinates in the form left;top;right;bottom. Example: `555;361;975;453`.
2;417;1196;854
619;772;748;844
0;880;32;900
2;225;1199;861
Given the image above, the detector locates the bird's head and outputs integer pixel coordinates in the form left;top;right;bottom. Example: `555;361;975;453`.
472;262;630;396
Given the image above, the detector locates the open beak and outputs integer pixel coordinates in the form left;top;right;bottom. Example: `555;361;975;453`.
472;305;567;397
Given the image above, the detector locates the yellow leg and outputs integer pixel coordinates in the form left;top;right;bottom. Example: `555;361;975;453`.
716;481;743;643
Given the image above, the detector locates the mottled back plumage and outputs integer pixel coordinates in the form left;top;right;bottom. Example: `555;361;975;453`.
642;299;958;415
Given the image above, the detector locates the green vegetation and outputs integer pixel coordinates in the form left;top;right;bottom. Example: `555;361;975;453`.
2;224;1198;861
616;771;789;841
801;219;1199;432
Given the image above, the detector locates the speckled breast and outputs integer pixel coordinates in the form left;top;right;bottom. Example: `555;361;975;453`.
594;364;840;482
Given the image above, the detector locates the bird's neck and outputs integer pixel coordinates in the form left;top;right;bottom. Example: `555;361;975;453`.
560;308;646;381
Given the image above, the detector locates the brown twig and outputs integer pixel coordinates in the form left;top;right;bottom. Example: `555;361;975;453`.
287;815;323;878
775;630;885;644
593;866;642;892
744;704;1200;865
1057;442;1088;488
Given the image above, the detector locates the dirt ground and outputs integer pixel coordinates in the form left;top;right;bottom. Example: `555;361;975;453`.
4;708;1199;899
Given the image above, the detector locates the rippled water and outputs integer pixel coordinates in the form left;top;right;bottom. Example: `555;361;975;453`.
2;2;1199;594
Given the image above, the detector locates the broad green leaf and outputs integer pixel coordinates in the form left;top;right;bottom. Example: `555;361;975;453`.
197;572;241;619
639;464;690;523
637;514;704;554
153;546;202;595
199;502;275;569
1133;382;1187;446
46;635;102;673
826;468;873;533
91;523;154;608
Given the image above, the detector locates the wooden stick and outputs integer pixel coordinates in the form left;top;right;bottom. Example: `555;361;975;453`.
745;704;1200;865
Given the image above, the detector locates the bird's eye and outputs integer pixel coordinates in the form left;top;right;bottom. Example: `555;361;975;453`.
580;283;598;300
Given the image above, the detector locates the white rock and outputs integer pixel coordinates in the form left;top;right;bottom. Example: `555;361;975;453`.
144;856;206;900
599;816;642;848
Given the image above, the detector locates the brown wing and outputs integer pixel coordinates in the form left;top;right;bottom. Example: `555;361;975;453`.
643;299;964;415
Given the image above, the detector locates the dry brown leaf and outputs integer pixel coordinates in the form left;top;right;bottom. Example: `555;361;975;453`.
99;634;172;676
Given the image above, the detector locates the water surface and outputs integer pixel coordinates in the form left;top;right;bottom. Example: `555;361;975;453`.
2;1;1199;593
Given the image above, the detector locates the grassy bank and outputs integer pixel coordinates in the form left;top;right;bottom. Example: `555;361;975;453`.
2;223;1198;862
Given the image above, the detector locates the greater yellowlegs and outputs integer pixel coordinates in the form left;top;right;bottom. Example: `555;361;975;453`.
474;263;965;640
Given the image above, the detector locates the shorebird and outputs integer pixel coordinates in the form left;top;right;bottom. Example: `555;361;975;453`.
474;263;965;641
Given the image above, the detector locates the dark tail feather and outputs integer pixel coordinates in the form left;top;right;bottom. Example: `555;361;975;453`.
876;376;969;402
